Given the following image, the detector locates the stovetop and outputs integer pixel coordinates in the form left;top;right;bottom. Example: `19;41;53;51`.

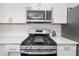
21;34;56;45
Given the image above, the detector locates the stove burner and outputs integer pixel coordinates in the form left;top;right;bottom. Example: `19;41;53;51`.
21;34;56;45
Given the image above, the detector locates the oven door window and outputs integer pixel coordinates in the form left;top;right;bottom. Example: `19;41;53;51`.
27;10;45;20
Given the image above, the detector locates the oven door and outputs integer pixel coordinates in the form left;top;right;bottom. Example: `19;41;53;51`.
21;45;57;56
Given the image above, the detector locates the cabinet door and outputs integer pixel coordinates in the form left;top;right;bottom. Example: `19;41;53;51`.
0;4;10;23
40;3;53;10
10;3;26;23
26;3;53;10
53;3;67;24
0;3;26;23
7;44;20;56
67;3;79;8
57;44;76;56
0;44;8;56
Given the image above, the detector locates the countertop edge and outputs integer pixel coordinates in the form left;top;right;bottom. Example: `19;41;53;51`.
51;37;79;44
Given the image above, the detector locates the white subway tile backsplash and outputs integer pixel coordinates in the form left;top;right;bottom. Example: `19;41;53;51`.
0;24;61;37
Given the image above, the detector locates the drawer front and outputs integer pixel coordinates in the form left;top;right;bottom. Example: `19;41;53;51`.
57;44;76;56
7;44;20;56
8;52;20;56
57;50;76;56
57;44;76;51
0;44;8;56
7;44;20;52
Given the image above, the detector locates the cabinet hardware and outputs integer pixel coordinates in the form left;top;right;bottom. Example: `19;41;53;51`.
11;18;12;23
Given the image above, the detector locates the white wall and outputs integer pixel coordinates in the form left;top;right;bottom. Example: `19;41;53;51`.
0;24;61;37
25;24;61;36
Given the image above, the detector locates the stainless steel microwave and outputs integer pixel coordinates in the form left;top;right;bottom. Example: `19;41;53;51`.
26;10;52;22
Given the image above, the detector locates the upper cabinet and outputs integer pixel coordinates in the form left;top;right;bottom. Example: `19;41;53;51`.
53;3;67;24
53;3;79;24
0;4;9;23
9;4;26;23
0;3;79;24
0;3;26;23
67;3;79;8
26;3;53;10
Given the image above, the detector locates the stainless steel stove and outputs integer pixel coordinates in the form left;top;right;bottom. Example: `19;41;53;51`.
20;29;57;56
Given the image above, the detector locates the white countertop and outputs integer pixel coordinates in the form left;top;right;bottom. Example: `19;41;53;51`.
0;36;78;44
51;37;78;44
0;36;27;44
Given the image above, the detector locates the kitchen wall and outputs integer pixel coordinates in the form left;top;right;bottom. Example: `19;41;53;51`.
27;24;61;37
0;24;61;37
0;24;61;43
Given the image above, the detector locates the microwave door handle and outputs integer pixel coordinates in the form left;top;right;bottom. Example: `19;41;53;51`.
51;8;53;22
45;10;46;20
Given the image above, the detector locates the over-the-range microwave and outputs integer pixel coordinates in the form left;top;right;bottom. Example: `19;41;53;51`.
26;10;52;23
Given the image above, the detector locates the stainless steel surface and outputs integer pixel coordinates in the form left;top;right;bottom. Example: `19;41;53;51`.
21;45;56;49
20;29;57;56
21;50;57;54
26;10;52;23
28;29;50;34
26;20;52;22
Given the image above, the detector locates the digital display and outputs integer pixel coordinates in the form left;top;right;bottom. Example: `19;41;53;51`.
36;30;43;32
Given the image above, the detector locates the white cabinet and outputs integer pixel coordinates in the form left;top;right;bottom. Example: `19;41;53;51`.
0;44;20;56
67;3;79;8
53;3;67;24
7;44;20;56
41;3;53;10
26;3;53;10
0;3;68;24
0;4;10;23
57;44;76;56
0;44;8;56
9;4;26;23
0;3;26;23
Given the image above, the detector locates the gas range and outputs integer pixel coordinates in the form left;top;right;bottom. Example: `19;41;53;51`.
20;29;57;56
